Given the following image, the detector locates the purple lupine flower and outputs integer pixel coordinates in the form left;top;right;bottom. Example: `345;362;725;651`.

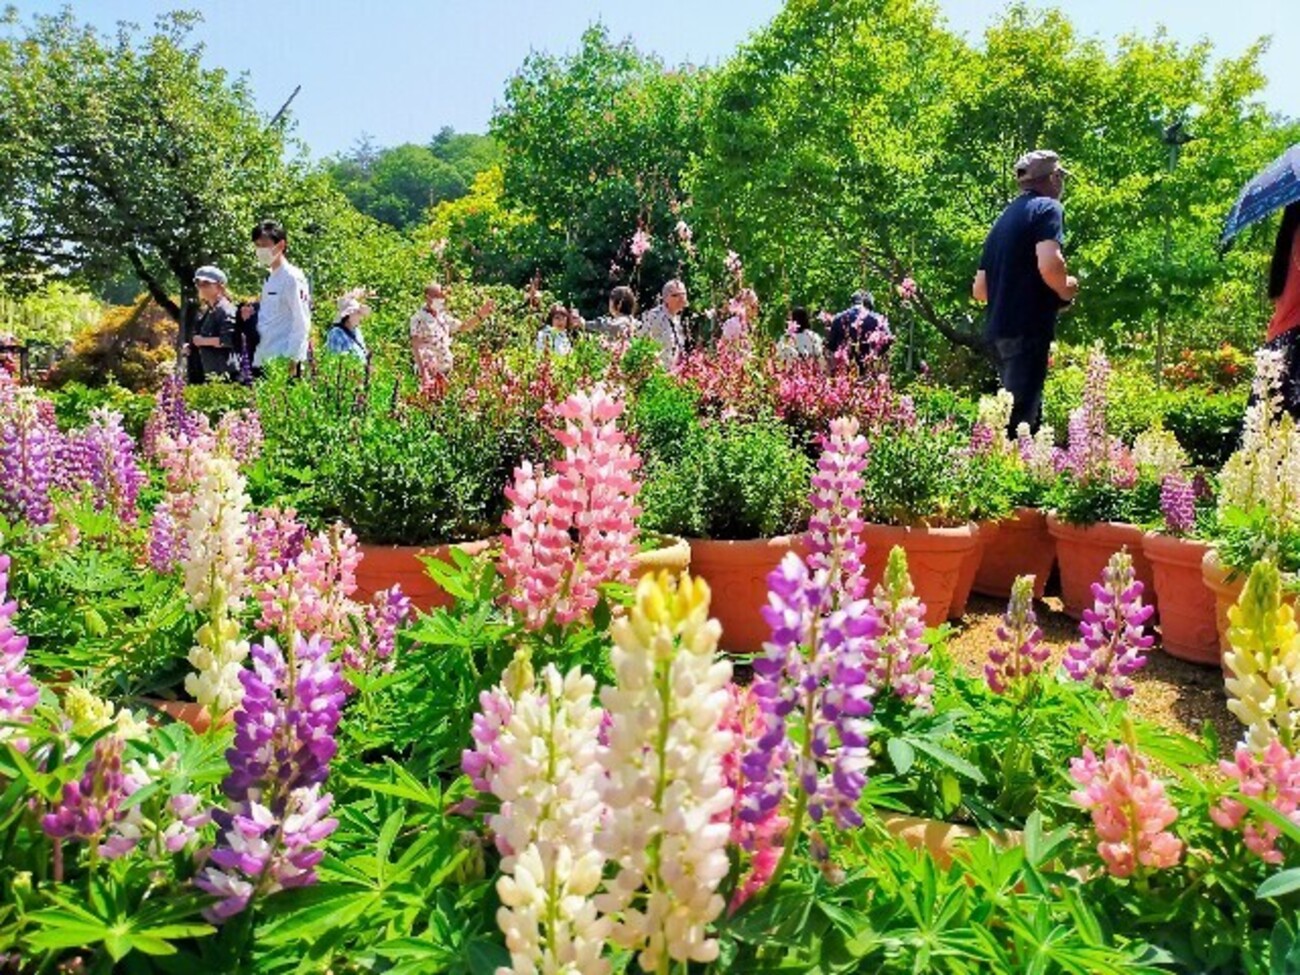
42;735;129;843
0;555;39;745
342;585;412;678
142;373;201;460
748;553;877;830
985;575;1049;695
1063;550;1154;699
867;546;934;710
196;634;345;921
78;409;147;524
0;385;57;526
1160;474;1196;536
239;335;254;386
148;499;180;573
1063;349;1116;484
807;417;869;602
216;409;264;467
968;421;996;455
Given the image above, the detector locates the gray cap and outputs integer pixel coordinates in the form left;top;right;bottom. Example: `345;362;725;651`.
1014;150;1070;184
194;265;228;286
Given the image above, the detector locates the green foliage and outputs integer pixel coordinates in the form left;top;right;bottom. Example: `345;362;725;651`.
182;379;254;422
627;371;701;467
859;424;973;527
1162;387;1247;469
639;418;811;539
46;295;177;392
0;281;101;346
46;381;154;439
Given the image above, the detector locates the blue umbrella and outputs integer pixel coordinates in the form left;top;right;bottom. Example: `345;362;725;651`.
1221;144;1300;251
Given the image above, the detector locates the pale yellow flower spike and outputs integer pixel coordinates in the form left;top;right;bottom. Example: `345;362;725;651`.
1224;560;1300;752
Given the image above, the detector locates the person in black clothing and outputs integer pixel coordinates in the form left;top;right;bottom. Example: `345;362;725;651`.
190;266;240;382
827;290;892;372
972;150;1079;433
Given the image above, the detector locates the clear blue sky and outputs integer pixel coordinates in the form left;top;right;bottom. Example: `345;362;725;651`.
9;0;1298;157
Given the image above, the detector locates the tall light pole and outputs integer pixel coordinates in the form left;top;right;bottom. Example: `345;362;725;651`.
1158;118;1196;385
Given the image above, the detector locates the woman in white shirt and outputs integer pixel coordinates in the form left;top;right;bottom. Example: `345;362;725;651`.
535;303;574;356
776;306;825;368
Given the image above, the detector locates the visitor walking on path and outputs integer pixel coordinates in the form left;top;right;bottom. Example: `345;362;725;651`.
828;290;890;372
325;289;371;362
409;281;495;381
249;220;312;372
638;279;690;370
972;150;1079;434
1265;203;1300;415
189;265;240;382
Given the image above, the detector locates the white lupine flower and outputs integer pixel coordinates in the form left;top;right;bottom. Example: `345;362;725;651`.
1218;351;1300;535
1132;426;1188;478
488;664;610;975
596;572;733;972
976;389;1015;448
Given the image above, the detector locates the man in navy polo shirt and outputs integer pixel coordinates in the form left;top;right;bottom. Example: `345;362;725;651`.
972;150;1079;433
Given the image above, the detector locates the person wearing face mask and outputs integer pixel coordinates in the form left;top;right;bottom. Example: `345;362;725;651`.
325;288;371;362
189;265;240;382
249;219;312;372
409;282;496;381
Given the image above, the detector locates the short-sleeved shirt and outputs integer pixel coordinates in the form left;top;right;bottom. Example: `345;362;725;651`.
253;260;311;365
637;305;686;369
828;306;890;370
409;306;462;375
195;297;239;379
326;323;368;360
776;330;825;366
979;192;1066;346
535;325;572;356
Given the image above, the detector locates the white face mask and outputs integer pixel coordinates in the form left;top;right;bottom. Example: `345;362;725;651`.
255;246;277;267
430;298;446;313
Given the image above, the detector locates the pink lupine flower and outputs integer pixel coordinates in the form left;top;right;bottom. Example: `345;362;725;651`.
500;385;641;630
0;554;39;749
1210;741;1300;864
630;228;653;263
896;276;918;302
1069;741;1183;878
807;417;869;602
985;575;1049;695
867;547;934;710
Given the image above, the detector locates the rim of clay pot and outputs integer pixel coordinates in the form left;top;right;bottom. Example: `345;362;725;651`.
685;534;806;549
861;522;978;551
1007;506;1047;525
634;533;691;568
1045;514;1145;539
357;538;494;556
1142;531;1211;566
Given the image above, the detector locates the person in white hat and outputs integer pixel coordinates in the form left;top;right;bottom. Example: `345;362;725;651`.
190;265;239;381
971;149;1079;433
325;288;371;361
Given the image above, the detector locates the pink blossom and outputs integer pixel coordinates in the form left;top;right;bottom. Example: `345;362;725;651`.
630;228;653;263
1210;741;1300;863
1070;742;1183;878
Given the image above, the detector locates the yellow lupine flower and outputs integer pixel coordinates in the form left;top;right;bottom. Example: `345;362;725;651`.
1224;560;1300;751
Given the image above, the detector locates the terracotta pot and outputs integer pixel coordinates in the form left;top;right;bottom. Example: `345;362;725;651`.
355;539;492;612
1201;548;1298;657
1045;516;1156;621
860;523;979;627
145;699;229;734
686;536;806;654
879;812;1022;870
1141;533;1219;665
973;507;1055;601
633;533;692;579
948;522;1000;620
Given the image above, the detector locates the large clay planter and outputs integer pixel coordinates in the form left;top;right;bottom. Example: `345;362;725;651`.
1201;548;1298;657
686;536;806;654
355;539;492;612
1045;516;1156;621
1141;533;1219;665
633;534;692;580
879;813;1022;870
973;507;1055;601
145;699;230;734
948;522;1000;620
861;523;978;627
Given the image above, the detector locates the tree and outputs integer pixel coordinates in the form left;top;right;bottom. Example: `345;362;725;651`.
0;8;308;335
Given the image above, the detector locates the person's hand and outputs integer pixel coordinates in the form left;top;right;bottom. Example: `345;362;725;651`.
1063;275;1079;300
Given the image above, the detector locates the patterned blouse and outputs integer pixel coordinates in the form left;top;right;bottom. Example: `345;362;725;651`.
409;306;463;375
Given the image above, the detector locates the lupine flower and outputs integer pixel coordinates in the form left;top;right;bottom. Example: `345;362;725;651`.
1224;560;1300;752
724;250;743;281
1132;426;1188;479
974;390;1015;447
141;373;201;458
1069;741;1183;878
484;663;610;975
751;553;876;830
868;547;934;710
215;409;264;466
345;586;412;676
597;571;734;971
1218;350;1300;538
0;382;57;526
1210;740;1300;863
196;634;345;921
896;276;918;302
985;575;1049;695
42;735;139;858
719;684;788;912
1160;474;1196;535
1063;550;1153;699
182;452;252;715
500;386;641;630
254;520;362;649
67;409;147;524
806;417;868;601
0;555;39;748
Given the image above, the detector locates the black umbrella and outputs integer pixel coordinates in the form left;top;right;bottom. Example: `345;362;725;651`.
1220;143;1300;251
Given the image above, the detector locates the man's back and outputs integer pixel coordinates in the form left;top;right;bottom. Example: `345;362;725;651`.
979;192;1065;345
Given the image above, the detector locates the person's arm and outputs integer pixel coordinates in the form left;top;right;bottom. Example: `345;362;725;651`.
462;298;497;332
971;269;988;303
1035;240;1078;302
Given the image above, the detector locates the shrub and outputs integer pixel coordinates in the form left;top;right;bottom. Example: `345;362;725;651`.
183;378;254;422
46;381;154;439
640;419;810;539
628;372;701;466
45;294;176;392
1162;388;1246;469
859;424;972;526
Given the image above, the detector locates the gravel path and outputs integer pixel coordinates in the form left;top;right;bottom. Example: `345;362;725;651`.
947;594;1238;758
